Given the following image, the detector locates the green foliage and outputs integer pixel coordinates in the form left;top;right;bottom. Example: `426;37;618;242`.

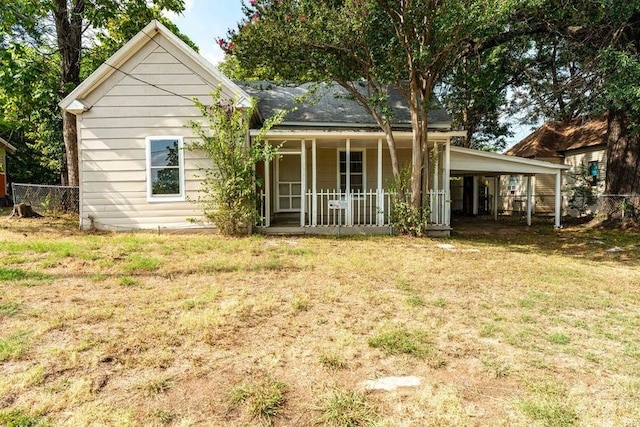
567;165;599;216
188;87;282;235
388;166;429;236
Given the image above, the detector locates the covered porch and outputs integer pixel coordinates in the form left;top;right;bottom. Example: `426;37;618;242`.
254;130;464;235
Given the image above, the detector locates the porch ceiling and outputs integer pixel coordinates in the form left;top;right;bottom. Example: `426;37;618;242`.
450;146;569;175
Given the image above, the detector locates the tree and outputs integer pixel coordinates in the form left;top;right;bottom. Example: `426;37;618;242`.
228;0;515;220
52;0;187;186
1;1;189;186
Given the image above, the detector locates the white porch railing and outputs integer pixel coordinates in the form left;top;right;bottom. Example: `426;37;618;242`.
305;189;392;227
429;189;448;226
257;189;449;228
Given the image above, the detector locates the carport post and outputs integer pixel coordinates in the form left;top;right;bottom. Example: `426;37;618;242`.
472;176;479;215
493;176;499;221
554;170;562;228
526;175;532;226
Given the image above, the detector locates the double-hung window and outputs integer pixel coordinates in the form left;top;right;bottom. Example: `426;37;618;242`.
146;136;185;202
339;150;365;193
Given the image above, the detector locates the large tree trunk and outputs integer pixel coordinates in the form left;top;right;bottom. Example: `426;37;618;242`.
53;0;84;186
605;109;640;194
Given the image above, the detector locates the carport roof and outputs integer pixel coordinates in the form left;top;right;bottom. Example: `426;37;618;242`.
450;146;569;175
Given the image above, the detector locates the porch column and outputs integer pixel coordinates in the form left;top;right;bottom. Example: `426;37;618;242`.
345;138;351;225
432;143;439;224
301;139;307;227
312;139;317;226
444;139;451;226
377;138;384;226
526;175;532;226
493;175;500;221
554;170;562;228
264;156;271;227
472;175;479;215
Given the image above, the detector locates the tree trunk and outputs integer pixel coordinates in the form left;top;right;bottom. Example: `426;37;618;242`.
409;77;423;210
605;109;640;194
53;0;84;186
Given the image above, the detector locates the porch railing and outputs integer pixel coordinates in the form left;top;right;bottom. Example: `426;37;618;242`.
428;189;448;226
305;189;392;227
256;188;449;228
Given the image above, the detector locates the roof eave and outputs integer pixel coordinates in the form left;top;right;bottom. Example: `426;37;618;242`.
0;137;16;154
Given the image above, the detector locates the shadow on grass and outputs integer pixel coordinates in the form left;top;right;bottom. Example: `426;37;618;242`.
450;215;640;265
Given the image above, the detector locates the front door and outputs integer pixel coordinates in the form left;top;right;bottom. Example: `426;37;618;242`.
275;153;302;212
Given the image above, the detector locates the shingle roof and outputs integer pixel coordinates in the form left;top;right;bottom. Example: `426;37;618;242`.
238;81;451;130
506;117;608;158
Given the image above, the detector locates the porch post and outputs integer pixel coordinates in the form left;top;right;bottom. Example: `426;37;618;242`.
472;175;479;215
444;139;451;226
526;175;532;226
554;170;562;228
432;143;440;224
264;156;271;227
346;138;351;225
377;138;383;226
301;139;307;227
494;175;499;221
312;138;317;226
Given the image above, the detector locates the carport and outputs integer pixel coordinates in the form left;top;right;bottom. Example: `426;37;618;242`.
448;146;570;228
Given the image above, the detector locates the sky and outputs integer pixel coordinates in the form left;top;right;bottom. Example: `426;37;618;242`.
165;1;532;147
166;0;245;66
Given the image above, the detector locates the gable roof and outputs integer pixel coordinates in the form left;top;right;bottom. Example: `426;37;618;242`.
506;117;608;158
239;81;451;130
59;20;251;112
0;137;16;154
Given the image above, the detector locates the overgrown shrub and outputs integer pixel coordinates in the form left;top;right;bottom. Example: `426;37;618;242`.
388;165;430;236
188;87;283;235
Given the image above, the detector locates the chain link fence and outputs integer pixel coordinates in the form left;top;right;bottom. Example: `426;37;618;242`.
12;183;79;214
598;194;640;220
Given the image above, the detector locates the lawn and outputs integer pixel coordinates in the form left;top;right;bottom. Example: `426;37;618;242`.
0;211;639;426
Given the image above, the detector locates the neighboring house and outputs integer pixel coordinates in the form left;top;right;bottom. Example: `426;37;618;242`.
505;118;607;216
0;137;17;207
60;20;568;234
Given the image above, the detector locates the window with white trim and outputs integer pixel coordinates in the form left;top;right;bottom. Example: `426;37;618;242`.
339;150;365;192
146;136;185;202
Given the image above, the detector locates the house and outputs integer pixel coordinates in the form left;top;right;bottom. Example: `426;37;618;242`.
0;136;17;207
60;20;568;234
505;118;607;216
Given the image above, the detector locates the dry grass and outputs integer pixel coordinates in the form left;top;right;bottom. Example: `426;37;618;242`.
1;210;639;426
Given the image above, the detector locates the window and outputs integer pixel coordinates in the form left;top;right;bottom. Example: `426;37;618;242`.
508;175;519;194
588;161;599;186
146;136;184;202
339;150;365;192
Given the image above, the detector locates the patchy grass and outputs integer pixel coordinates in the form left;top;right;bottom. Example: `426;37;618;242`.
368;327;432;358
317;389;377;426
228;376;287;424
0;215;639;425
0;331;30;361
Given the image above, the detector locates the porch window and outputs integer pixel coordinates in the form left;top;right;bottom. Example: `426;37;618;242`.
339;150;365;192
146;136;185;202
